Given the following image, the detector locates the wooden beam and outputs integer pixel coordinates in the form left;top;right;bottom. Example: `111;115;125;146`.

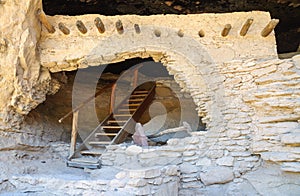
221;24;232;37
94;17;105;34
36;9;55;33
240;18;253;36
261;19;279;37
76;20;87;34
58;22;70;35
69;111;79;159
116;20;124;34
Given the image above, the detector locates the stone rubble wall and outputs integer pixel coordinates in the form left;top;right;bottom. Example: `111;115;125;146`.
101;136;261;194
156;79;192;99
10;164;180;196
241;55;300;172
98;55;300;193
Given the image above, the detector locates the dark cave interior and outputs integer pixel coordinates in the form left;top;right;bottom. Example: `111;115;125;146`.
42;0;299;54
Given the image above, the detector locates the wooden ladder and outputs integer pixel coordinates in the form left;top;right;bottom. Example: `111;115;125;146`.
67;82;156;169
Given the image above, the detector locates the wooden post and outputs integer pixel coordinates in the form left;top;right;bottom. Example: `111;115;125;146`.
69;111;79;158
221;24;232;37
94;17;105;34
58;22;70;35
36;9;55;33
110;83;117;113
133;68;139;88
76;20;87;34
240;18;253;36
261;19;279;37
116;20;124;34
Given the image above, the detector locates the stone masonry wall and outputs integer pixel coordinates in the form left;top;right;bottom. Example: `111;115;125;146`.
98;55;300;194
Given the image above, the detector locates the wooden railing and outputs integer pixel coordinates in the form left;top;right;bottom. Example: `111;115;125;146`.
59;64;143;158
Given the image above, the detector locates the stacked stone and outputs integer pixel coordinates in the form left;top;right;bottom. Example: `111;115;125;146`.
156;79;192;99
219;56;300;173
108;165;179;195
245;56;300;172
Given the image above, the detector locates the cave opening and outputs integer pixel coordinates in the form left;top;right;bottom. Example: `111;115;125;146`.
27;58;206;146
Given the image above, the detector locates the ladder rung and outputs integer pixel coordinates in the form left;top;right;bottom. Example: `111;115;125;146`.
119;108;136;112
123;103;141;107
134;90;148;94
95;133;118;137
128;99;144;102
108;120;127;123
113;114;132;117
89;141;111;145
102;126;123;129
130;94;147;97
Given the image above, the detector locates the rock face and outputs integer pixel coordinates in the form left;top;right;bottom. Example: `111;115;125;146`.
0;0;50;128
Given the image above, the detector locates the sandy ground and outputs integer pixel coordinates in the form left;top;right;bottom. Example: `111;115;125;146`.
0;142;122;195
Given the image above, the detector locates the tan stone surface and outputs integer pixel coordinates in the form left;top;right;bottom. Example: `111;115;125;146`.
39;11;277;71
0;0;50;128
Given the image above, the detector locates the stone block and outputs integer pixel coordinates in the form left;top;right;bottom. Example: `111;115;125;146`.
206;150;224;159
129;168;161;179
164;165;179;176
281;133;300;145
281;162;300;173
127;179;147;187
226;130;241;138
200;166;234;185
183;151;196;157
216;156;234;166
195;157;212;166
110;179;126;188
181;181;202;188
260;152;296;162
180;162;199;174
115;171;127;179
183;156;198;162
125;145;143;156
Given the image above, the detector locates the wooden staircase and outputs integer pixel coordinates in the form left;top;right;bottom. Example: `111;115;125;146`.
67;82;156;169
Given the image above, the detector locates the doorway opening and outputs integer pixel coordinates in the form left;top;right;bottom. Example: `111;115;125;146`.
25;58;206;145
